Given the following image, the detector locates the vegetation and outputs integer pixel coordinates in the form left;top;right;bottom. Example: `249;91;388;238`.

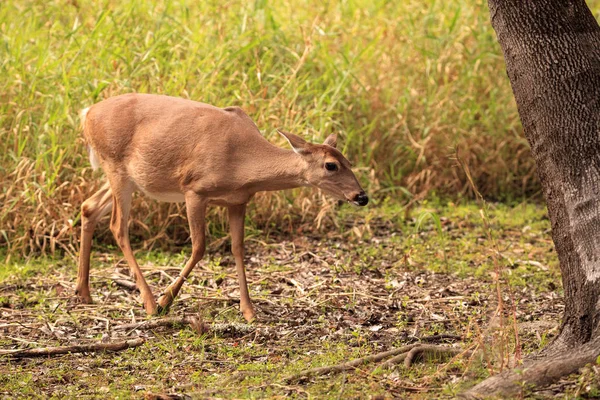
3;0;600;398
2;202;579;398
0;0;536;256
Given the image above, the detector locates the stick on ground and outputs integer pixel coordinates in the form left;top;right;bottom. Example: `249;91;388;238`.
112;316;255;336
0;337;145;358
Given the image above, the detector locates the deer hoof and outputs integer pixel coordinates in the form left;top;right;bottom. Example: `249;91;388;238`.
74;290;93;304
142;297;159;316
242;307;256;322
157;295;173;314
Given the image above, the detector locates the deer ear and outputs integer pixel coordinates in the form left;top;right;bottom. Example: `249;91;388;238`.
323;133;337;148
277;129;310;154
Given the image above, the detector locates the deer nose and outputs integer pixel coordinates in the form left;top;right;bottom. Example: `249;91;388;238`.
354;191;369;206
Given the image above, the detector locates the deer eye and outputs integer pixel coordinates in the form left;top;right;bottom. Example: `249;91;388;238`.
325;162;338;172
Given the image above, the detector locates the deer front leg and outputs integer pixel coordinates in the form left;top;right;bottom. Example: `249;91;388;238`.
108;178;157;315
157;193;207;312
228;204;255;322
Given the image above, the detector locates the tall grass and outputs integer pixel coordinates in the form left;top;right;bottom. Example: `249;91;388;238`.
2;0;594;256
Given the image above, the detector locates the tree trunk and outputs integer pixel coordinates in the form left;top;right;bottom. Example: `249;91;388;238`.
465;0;600;397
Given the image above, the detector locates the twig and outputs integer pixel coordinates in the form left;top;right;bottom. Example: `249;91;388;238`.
324;292;391;302
0;337;145;358
196;296;239;303
112;279;138;291
112;316;206;332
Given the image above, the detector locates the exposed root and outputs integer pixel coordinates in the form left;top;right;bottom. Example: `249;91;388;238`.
0;337;145;358
285;342;467;382
403;344;466;367
418;333;463;343
284;344;420;382
461;338;600;399
378;344;467;369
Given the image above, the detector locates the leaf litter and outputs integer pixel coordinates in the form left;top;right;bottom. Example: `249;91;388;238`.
0;203;582;398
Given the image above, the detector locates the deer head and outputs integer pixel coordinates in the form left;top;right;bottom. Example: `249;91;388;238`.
278;130;368;206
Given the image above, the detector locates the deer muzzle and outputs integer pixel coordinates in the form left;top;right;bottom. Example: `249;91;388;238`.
353;191;369;206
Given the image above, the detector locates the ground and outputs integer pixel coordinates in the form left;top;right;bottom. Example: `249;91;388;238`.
1;201;597;399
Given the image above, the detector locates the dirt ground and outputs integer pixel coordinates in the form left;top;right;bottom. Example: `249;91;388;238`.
2;202;596;399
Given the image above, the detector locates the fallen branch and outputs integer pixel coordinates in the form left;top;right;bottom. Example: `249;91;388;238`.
112;316;255;336
0;337;144;358
112;278;138;291
113;317;204;332
378;344;467;369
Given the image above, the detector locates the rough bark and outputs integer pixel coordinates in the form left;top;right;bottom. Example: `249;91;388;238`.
464;336;600;398
465;0;600;396
490;0;600;344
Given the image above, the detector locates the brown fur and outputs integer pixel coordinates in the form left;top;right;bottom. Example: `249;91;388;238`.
76;93;366;320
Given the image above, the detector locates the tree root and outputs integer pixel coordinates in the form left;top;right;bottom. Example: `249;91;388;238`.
461;338;600;399
285;343;466;382
0;337;145;358
383;344;467;369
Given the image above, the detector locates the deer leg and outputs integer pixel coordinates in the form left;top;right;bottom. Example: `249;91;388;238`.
228;204;255;322
157;193;207;312
76;181;113;303
108;178;157;315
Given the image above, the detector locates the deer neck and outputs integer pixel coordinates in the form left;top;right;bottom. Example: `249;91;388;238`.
245;144;308;193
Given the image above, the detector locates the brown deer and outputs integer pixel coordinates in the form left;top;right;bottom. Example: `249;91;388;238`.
76;93;368;321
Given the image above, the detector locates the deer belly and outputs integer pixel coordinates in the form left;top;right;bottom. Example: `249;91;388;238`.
143;190;185;203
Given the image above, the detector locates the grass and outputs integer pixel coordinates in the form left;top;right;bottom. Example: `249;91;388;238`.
3;0;600;397
0;201;573;399
0;0;542;256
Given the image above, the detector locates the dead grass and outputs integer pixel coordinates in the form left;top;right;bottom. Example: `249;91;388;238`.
1;202;580;398
0;0;549;257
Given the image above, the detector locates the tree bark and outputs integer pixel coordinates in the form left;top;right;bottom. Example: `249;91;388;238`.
465;0;600;396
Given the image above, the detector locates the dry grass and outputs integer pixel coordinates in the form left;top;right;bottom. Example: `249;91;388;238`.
2;0;599;257
1;202;570;398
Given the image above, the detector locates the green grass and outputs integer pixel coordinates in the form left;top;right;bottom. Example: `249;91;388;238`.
2;0;598;397
0;0;547;256
5;0;600;256
0;201;570;399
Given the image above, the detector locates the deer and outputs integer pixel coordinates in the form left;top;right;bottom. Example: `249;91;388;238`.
75;93;368;322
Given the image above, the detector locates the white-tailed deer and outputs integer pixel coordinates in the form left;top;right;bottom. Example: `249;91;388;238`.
76;93;368;321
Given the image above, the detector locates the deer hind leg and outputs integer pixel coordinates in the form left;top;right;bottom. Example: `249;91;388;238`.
228;204;256;322
157;193;207;312
76;181;113;303
108;176;158;315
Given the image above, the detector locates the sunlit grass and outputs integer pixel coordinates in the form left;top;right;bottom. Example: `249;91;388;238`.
2;0;598;256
